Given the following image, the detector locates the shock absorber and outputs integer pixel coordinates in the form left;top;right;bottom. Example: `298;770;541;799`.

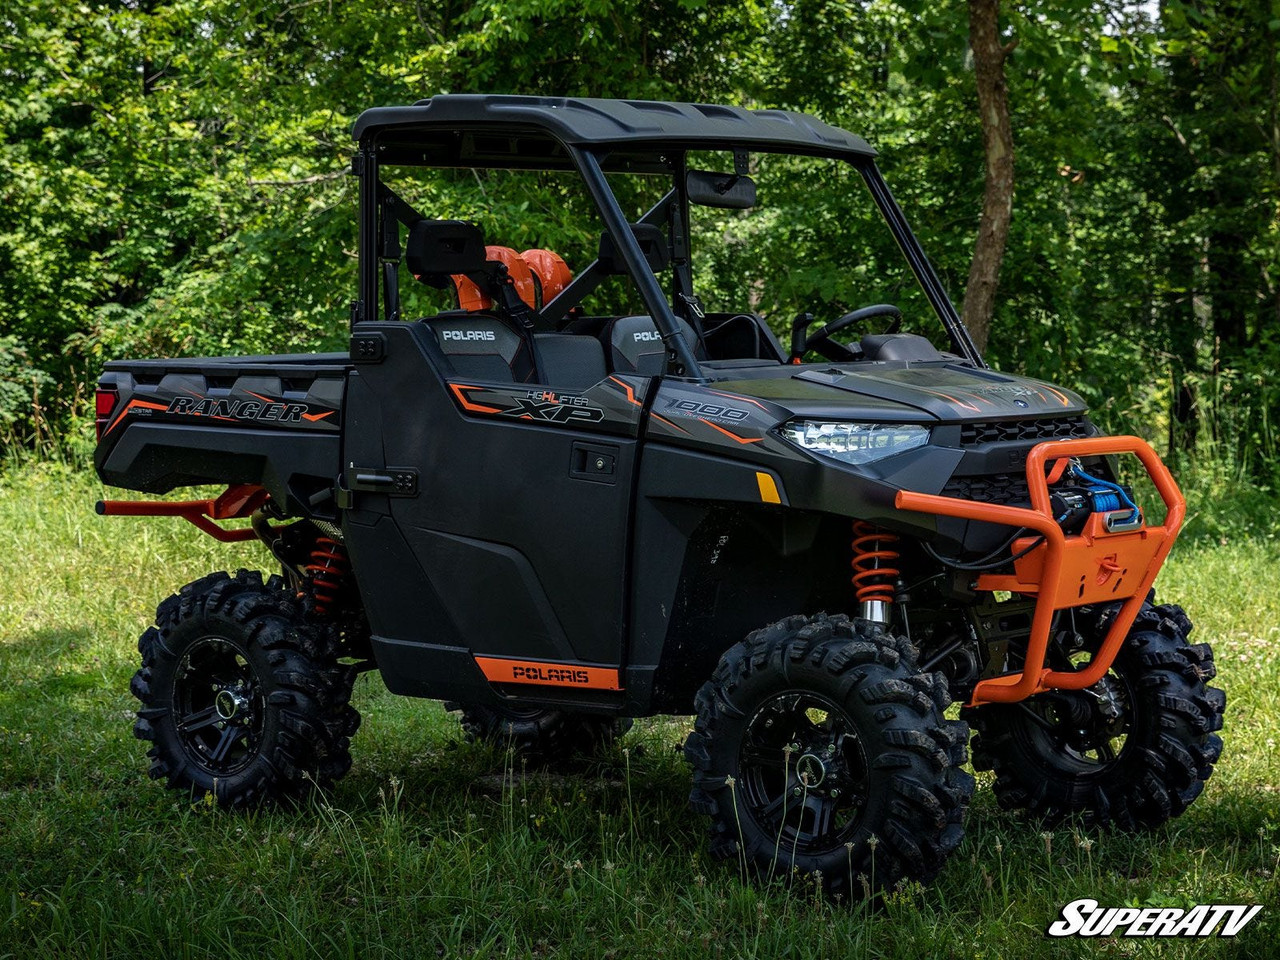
303;536;350;617
851;520;899;624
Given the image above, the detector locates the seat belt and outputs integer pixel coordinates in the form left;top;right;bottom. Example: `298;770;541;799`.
471;263;547;383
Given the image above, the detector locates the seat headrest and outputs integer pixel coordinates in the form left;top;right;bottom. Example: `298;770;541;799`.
597;224;670;275
406;220;486;287
427;316;534;383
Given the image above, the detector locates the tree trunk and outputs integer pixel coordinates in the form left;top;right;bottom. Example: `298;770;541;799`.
962;0;1015;353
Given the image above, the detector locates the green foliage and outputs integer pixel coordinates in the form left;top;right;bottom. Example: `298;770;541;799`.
1;467;1277;958
0;0;1277;481
0;335;51;431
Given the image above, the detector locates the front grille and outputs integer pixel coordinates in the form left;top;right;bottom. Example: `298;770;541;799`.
941;473;1031;507
959;416;1090;446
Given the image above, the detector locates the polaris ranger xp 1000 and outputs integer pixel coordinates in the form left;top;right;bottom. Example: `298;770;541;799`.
95;95;1224;898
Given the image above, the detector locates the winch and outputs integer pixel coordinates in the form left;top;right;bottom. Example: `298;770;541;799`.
1049;462;1143;534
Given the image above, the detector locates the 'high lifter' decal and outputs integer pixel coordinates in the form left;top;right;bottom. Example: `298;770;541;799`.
445;376;650;438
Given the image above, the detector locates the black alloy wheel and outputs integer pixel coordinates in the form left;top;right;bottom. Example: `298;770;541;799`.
738;691;870;854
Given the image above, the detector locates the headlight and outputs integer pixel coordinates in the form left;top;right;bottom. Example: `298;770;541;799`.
780;420;930;465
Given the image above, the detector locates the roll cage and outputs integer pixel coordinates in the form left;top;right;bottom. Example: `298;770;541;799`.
350;95;985;378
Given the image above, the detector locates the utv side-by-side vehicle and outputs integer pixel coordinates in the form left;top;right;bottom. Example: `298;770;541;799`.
94;95;1224;898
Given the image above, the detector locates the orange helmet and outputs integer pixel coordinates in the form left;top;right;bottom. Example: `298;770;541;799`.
451;247;572;312
521;249;573;304
450;246;539;312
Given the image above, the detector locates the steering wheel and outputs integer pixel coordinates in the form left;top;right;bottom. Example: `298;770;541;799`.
790;304;903;362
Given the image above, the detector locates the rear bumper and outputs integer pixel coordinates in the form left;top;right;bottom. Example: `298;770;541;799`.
896;436;1185;706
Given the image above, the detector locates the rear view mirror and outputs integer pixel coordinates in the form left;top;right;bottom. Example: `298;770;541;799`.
687;169;756;209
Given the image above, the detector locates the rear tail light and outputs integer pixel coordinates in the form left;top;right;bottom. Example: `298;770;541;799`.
95;388;118;440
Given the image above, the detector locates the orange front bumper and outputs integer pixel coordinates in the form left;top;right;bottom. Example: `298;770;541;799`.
896;436;1185;706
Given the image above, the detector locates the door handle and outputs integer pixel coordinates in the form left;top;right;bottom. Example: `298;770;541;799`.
336;465;419;507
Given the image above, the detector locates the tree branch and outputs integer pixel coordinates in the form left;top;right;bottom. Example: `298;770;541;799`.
247;169;348;187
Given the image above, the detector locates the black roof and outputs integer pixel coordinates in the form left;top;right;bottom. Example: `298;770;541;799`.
352;95;875;170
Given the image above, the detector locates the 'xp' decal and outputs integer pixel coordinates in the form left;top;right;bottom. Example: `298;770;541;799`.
449;384;605;425
507;390;605;424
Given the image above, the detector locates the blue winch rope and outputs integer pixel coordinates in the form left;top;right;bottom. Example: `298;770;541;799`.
1071;465;1140;521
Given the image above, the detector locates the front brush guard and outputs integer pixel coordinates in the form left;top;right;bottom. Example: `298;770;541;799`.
896;436;1185;706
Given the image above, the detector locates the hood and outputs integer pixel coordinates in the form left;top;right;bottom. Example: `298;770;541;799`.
713;361;1089;423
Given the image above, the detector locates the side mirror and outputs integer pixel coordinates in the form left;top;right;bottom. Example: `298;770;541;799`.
405;219;487;287
597;223;671;275
687;169;756;209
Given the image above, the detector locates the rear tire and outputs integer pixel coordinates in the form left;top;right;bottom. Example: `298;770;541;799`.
685;613;973;899
965;602;1224;828
448;702;631;761
130;570;360;808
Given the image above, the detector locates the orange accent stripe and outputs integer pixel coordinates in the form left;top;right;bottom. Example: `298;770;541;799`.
104;398;168;435
449;383;503;414
301;410;335;422
609;375;643;407
926;389;981;413
650;413;688;433
1044;385;1072;407
475;657;623;691
699;418;763;444
708;389;768;411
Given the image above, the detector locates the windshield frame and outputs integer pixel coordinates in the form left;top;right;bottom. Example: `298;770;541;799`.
353;132;986;381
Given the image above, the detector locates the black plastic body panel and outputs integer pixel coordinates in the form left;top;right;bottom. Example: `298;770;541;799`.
94;354;349;515
341;322;642;687
94;329;1104;718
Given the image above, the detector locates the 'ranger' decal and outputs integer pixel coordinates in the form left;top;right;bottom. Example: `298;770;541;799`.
166;396;334;424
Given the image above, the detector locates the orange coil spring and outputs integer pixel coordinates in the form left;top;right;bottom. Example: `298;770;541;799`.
303;537;349;616
851;520;900;604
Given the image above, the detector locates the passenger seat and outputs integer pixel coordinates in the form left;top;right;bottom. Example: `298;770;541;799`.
426;316;535;383
603;315;704;376
425;319;606;391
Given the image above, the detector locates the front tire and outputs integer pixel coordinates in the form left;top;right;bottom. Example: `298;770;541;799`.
130;570;360;808
965;602;1224;828
685;613;973;899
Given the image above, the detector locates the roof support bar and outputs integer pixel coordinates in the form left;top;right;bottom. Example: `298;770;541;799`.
569;147;704;381
860;163;986;367
539;187;678;327
354;143;378;329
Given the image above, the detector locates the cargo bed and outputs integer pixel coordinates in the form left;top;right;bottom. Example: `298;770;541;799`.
94;352;351;516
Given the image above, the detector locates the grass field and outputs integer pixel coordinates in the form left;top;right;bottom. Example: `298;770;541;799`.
1;463;1277;959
